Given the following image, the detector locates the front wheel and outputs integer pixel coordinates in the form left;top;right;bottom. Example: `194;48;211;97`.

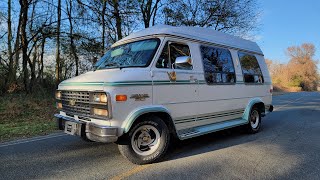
118;116;170;164
246;107;261;133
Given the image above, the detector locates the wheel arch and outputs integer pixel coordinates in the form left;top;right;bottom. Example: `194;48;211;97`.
121;106;177;136
243;98;265;121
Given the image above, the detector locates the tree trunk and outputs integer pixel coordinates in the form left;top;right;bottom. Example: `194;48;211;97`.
141;0;160;28
151;0;160;26
37;37;45;82
5;0;14;92
28;1;37;92
67;0;79;76
112;0;122;40
19;0;29;92
29;43;37;91
101;0;107;54
13;10;22;80
55;0;61;86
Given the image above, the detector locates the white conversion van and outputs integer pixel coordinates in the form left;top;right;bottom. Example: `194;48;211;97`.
55;25;273;164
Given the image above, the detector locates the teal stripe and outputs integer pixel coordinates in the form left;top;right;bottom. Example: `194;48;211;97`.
60;80;272;86
174;109;245;124
197;112;243;121
59;82;105;86
198;110;244;119
60;80;198;86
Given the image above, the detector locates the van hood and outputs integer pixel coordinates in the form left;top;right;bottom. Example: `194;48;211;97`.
58;68;152;90
62;69;122;83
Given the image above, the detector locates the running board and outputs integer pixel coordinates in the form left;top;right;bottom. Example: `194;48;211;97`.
178;119;248;140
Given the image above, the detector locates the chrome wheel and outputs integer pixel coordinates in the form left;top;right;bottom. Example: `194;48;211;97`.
250;109;260;129
131;125;161;156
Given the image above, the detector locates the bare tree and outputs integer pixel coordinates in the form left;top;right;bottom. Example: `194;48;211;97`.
163;0;259;36
111;0;122;40
0;0;262;94
19;0;30;92
66;0;80;76
5;0;14;91
101;0;107;52
139;0;161;28
55;0;62;86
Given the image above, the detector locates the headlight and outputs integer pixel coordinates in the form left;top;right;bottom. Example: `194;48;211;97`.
93;108;108;116
55;91;61;99
92;93;107;103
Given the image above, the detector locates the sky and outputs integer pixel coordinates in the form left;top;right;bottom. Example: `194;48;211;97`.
256;0;320;65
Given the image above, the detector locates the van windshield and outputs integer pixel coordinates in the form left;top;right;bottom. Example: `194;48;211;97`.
95;38;160;70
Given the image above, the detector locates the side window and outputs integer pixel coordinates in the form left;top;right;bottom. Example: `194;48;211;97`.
200;46;236;84
156;42;192;70
238;52;264;83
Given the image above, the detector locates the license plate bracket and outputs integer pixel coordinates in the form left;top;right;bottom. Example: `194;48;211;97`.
64;121;78;135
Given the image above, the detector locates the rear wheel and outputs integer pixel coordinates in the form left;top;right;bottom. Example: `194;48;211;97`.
118;116;170;164
246;107;261;133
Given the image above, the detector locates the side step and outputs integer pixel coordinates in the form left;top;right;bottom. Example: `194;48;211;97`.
178;118;248;140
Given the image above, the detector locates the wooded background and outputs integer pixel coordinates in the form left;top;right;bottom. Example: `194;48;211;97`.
0;0;318;95
267;44;319;91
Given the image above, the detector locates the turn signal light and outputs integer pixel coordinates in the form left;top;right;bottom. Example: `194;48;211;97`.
56;102;63;109
116;95;127;102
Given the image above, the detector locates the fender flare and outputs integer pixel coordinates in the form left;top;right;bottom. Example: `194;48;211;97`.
121;106;172;133
242;98;264;122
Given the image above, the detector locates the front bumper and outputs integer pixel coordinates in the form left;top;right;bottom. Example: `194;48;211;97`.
268;105;274;112
55;114;118;143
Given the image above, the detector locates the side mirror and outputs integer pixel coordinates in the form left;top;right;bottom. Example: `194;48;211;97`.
174;56;192;69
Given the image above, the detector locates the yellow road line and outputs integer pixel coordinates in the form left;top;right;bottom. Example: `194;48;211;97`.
109;164;151;180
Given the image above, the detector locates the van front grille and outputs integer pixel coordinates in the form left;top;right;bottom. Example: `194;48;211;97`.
62;103;91;116
61;91;91;116
61;91;90;103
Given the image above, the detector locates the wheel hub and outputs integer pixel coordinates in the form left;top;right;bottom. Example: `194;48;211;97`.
131;125;161;156
250;110;259;129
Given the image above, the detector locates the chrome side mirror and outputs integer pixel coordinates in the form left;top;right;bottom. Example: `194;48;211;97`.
174;56;192;69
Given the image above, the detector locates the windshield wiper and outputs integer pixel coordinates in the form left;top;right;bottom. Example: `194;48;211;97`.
96;62;123;70
105;62;121;67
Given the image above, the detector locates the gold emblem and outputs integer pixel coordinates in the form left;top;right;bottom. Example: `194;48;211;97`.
69;99;76;106
167;71;176;82
130;94;150;101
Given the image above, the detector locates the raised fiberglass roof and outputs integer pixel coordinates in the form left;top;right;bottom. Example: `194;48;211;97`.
114;25;263;55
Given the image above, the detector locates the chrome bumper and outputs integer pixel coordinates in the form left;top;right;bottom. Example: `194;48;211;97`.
55;114;118;143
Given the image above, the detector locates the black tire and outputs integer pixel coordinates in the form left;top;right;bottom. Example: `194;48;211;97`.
118;116;170;165
81;135;94;142
246;107;261;133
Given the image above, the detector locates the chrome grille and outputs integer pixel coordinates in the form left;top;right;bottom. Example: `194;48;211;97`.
62;103;91;116
61;91;90;103
61;91;91;116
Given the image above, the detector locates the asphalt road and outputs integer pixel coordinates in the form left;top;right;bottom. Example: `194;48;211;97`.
1;92;320;180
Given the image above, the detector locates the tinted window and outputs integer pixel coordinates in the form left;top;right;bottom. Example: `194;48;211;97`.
200;46;236;84
238;52;264;83
156;42;192;70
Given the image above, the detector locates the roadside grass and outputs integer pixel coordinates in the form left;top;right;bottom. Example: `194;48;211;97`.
0;92;57;142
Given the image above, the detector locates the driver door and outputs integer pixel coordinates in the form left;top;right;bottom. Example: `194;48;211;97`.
152;40;199;132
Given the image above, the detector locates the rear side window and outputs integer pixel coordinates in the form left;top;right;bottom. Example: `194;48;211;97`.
200;46;236;84
238;52;264;83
